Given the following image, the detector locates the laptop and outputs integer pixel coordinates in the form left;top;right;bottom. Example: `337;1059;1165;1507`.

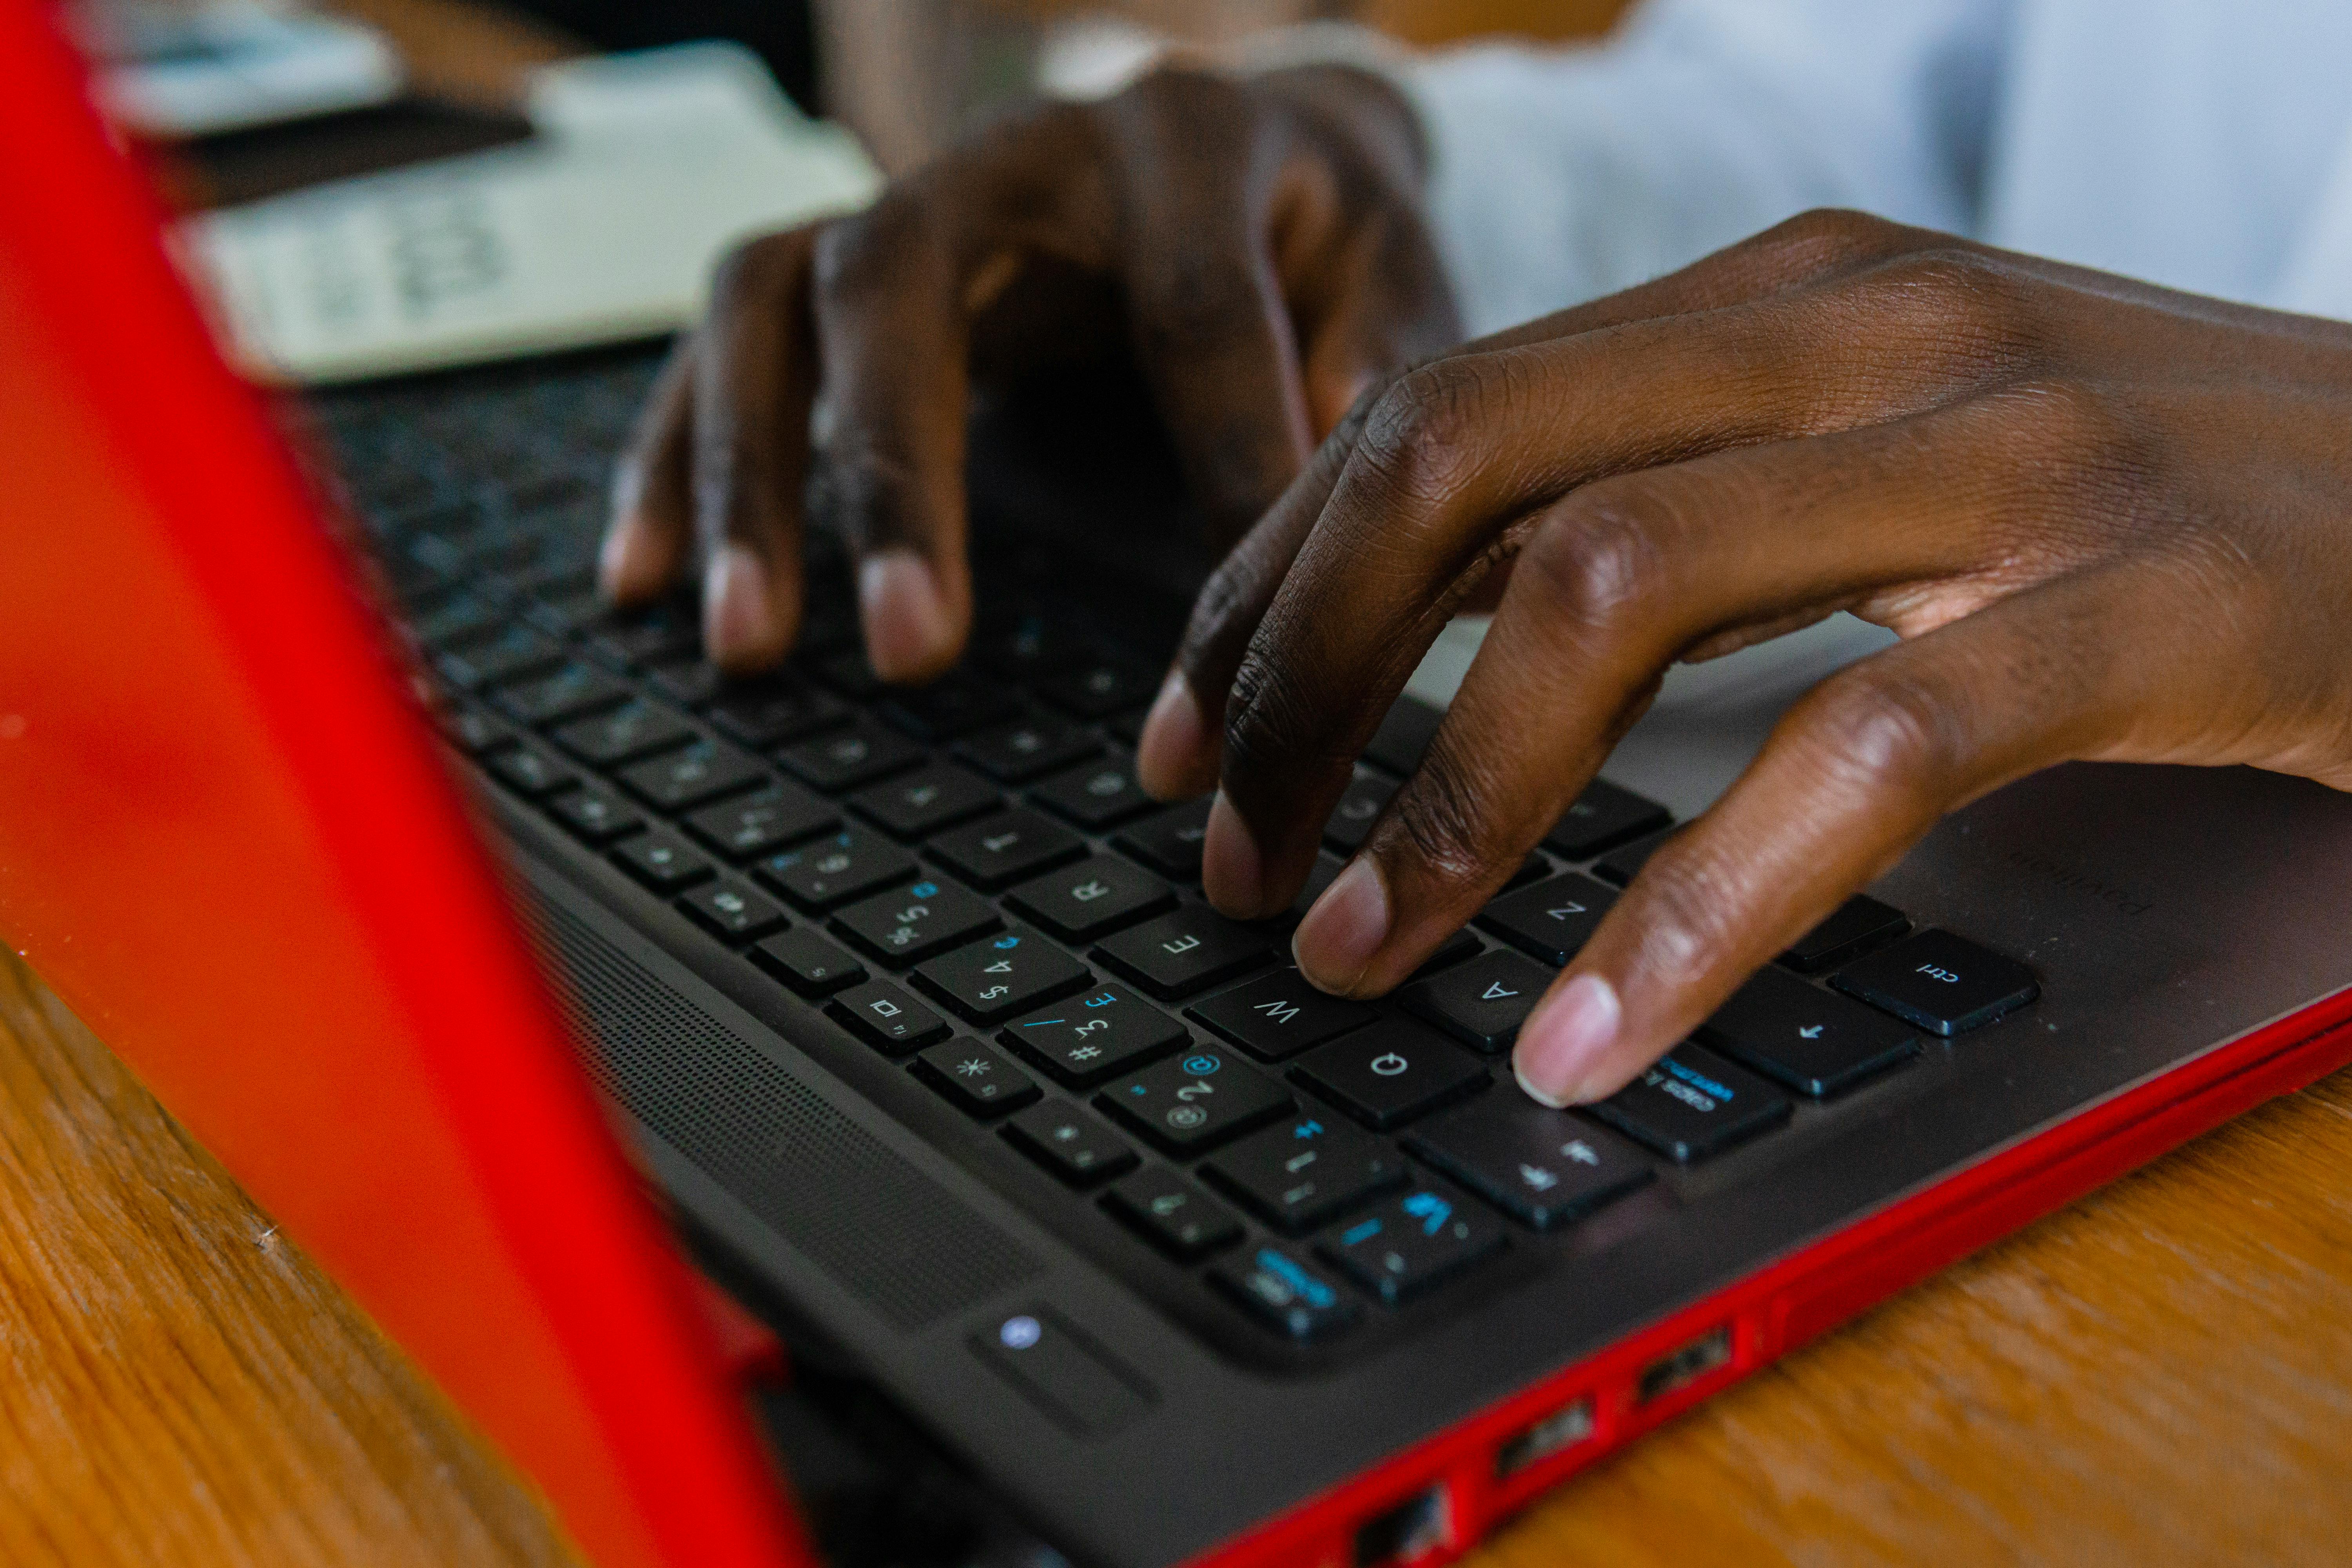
7;12;2352;1568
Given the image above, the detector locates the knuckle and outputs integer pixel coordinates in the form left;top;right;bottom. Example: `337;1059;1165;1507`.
1386;745;1499;887
1851;246;2038;362
1222;639;1332;782
811;195;932;299
1756;207;1904;270
1350;359;1498;505
1129;247;1263;348
1616;839;1735;983
1515;489;1672;635
1797;664;1958;799
704;230;797;313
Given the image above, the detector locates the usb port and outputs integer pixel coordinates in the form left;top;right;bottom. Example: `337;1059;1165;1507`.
1354;1484;1449;1566
1494;1394;1595;1479
1636;1324;1733;1405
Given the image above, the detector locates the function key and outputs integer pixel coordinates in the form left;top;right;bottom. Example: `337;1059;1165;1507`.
1404;1098;1653;1231
1002;984;1187;1088
754;828;916;911
610;831;715;893
1031;757;1156;830
552;698;697;767
912;926;1090;1024
1186;967;1378;1063
1103;1171;1244;1262
1318;1182;1506;1305
1200;1115;1406;1234
1401;949;1557;1054
675;878;789;945
1114;798;1212;882
705;679;847;749
1476;874;1616;966
1289;1019;1489;1131
748;927;868;996
877;672;1020;741
683;782;838;863
1544;779;1672;859
831;876;1001;966
1005;855;1176;942
545;783;644;845
1592;828;1676;888
1831;929;2039;1035
1211;1245;1359;1340
1038;657;1156;720
1092;903;1279;1000
953;715;1101;783
1096;1049;1293;1154
1699;966;1920;1097
925;809;1085;891
776;718;925;793
616;739;768;814
826;980;952;1056
1780;893;1910;974
495;661;632;726
849;763;1002;840
1322;773;1396;853
485;742;577;799
1587;1044;1791;1163
913;1039;1040;1117
1003;1101;1138;1186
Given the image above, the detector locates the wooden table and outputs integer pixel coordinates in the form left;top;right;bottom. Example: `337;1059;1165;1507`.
5;946;2348;1567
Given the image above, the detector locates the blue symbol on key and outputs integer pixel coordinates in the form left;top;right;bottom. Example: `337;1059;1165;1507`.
1338;1218;1384;1247
994;935;1021;949
1293;1120;1324;1140
998;1314;1042;1351
911;880;939;899
1129;1084;1149;1097
1083;991;1116;1007
1182;1053;1221;1076
1401;1191;1453;1236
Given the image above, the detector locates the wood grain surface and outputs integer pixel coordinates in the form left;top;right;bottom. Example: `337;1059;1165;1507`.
4;936;2348;1566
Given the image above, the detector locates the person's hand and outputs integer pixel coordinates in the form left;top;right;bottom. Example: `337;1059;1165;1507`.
597;64;1458;681
1134;209;2352;1109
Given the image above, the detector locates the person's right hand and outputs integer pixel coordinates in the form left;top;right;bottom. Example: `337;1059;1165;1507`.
597;64;1460;682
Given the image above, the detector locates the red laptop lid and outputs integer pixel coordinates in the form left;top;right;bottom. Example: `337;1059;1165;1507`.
0;8;808;1566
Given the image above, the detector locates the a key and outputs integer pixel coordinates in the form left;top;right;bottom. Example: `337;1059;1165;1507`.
849;763;1002;840
1210;1245;1359;1340
1002;1101;1138;1186
682;782;838;863
776;718;924;793
1096;1047;1294;1154
1038;657;1155;720
705;678;847;748
1186;967;1378;1063
1401;949;1557;1053
1831;929;2039;1035
1780;893;1911;974
831;876;1001;966
1290;1019;1490;1131
1475;873;1617;966
1587;1044;1791;1163
1005;855;1176;942
826;980;952;1056
1200;1114;1406;1234
754;828;917;911
675;878;789;945
877;673;1022;742
616;739;767;813
912;927;1090;1024
1405;1098;1653;1230
1092;904;1279;1000
1592;827;1677;887
551;698;697;768
485;742;577;799
952;716;1100;783
1113;798;1212;881
748;927;867;996
1322;773;1396;853
1030;756;1156;830
924;809;1085;891
494;662;632;726
1103;1171;1244;1262
1319;1181;1506;1305
544;784;644;845
1699;965;1921;1096
1000;984;1187;1087
610;831;715;893
1544;779;1673;859
913;1039;1040;1117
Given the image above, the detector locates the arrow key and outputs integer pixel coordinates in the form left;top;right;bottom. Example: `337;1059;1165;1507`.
1700;965;1922;1097
1401;949;1559;1053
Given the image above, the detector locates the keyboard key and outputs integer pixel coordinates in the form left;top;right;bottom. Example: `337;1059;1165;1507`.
913;926;1090;1024
1211;1245;1359;1340
1113;798;1212;881
924;809;1085;891
813;650;886;700
1322;773;1396;853
827;980;953;1056
1103;1172;1243;1262
545;784;644;844
1031;757;1156;830
1200;1114;1406;1234
1476;874;1616;966
485;742;577;798
1593;828;1677;887
1319;1182;1506;1305
1699;966;1921;1097
617;739;767;813
1544;779;1672;859
1001;984;1187;1087
1096;1048;1293;1154
1831;929;2039;1035
1405;1098;1653;1231
1038;657;1156;720
777;718;924;792
1780;894;1910;974
1005;855;1176;942
610;831;715;893
437;624;564;690
849;763;1002;840
552;698;697;766
1003;1101;1138;1186
1290;1019;1490;1131
1401;949;1557;1054
411;591;503;649
439;705;513;756
878;673;1022;742
913;1039;1040;1116
953;716;1101;783
754;828;917;911
682;782;838;863
675;878;789;945
748;927;867;996
495;662;632;726
584;611;697;671
646;659;723;710
831;876;1001;966
1407;927;1485;980
1187;967;1378;1063
1587;1044;1791;1163
1092;904;1279;1000
705;678;848;748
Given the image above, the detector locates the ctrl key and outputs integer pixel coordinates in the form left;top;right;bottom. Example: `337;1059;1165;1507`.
1210;1245;1360;1342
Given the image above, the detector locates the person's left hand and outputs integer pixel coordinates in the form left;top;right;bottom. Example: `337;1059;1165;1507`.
1132;209;2352;1109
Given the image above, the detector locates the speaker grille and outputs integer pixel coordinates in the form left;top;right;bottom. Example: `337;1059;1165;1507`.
539;901;1040;1332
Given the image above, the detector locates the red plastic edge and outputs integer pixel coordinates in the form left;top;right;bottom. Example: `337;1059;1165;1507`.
1185;986;2352;1568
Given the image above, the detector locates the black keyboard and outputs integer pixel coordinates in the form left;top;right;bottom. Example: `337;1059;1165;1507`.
312;348;2042;1361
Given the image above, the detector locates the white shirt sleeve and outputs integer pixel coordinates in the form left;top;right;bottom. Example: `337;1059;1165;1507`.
1397;0;2015;336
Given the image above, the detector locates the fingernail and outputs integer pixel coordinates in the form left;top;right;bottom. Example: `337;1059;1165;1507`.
704;543;776;658
1135;671;1205;800
1292;857;1389;994
1512;973;1622;1106
1201;791;1265;917
858;550;951;679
